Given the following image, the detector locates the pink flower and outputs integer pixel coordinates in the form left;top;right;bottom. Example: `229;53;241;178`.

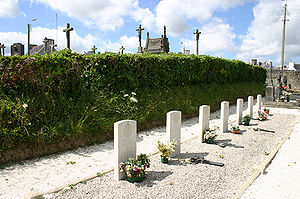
133;165;138;171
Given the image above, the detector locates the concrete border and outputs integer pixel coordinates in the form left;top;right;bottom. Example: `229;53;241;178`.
231;122;298;199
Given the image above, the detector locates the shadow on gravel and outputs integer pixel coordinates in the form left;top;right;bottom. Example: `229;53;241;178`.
214;139;244;148
136;171;173;187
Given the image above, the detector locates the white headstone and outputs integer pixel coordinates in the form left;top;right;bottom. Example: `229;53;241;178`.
221;101;229;133
167;111;181;157
248;96;254;118
199;105;210;143
257;94;262;111
114;120;136;181
236;99;243;125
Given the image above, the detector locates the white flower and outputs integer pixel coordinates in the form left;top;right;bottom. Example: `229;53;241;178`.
124;94;129;97
22;103;28;109
130;97;138;103
131;92;136;96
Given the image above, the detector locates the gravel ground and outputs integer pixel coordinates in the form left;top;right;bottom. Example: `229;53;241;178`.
47;108;300;199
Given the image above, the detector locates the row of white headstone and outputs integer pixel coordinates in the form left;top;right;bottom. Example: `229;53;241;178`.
114;94;262;180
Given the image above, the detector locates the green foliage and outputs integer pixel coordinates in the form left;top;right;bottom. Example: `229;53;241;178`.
0;51;266;154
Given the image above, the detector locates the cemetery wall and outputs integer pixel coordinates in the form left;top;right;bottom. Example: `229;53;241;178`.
0;50;266;163
266;69;300;90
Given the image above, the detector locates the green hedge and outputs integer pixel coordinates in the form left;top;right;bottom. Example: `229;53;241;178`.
0;50;266;153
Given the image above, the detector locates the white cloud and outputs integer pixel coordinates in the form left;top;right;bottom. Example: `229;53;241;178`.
237;0;300;65
30;0;155;31
181;18;236;55
154;0;246;36
99;35;145;53
0;0;20;17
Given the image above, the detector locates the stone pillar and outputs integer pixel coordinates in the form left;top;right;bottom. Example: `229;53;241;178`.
114;120;136;181
220;101;229;133
265;86;274;102
257;94;262;111
236;99;243;125
248;96;254;118
199;105;210;143
167;111;181;157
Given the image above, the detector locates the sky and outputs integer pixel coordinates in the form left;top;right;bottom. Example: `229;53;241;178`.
1;0;300;66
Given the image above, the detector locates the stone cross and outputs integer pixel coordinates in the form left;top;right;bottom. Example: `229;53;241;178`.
136;24;144;48
63;23;74;50
92;45;97;54
0;44;6;56
194;29;201;55
43;37;49;54
119;46;125;54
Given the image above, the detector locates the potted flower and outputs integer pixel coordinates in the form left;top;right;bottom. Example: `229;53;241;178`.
279;95;285;102
263;108;270;115
204;128;217;144
242;115;251;126
119;153;150;183
157;139;177;164
231;126;240;134
258;110;267;121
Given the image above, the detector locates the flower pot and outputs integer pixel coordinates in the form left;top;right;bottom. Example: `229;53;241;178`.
286;97;290;102
264;111;269;115
279;99;284;102
242;122;250;126
206;138;215;144
161;156;169;164
127;175;145;183
232;130;240;134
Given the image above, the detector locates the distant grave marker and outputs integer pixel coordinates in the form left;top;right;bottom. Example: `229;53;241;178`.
199;105;210;143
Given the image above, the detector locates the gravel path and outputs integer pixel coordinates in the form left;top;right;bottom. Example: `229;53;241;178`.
47;107;299;199
0;98;299;199
241;122;300;199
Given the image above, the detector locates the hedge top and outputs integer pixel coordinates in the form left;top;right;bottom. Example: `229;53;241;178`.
0;50;266;92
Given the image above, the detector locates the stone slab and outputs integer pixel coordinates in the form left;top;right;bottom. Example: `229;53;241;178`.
220;101;229;133
199;105;210;143
114;120;137;180
236;99;243;125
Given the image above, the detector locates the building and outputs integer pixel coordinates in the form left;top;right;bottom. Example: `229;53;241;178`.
30;37;56;55
144;26;169;54
288;62;300;71
11;43;24;56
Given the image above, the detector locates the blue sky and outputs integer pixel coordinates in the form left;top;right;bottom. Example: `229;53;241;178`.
1;0;300;66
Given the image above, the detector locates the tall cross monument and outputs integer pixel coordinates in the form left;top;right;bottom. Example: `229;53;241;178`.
119;46;125;54
92;45;97;54
63;23;74;50
136;24;144;53
194;29;201;55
